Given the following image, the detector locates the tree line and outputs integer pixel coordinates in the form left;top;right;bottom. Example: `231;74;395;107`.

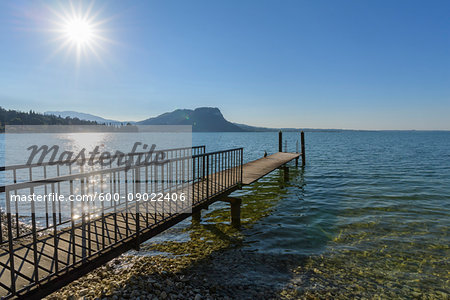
0;107;98;132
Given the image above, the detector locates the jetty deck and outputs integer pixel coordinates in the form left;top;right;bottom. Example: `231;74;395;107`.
0;132;305;299
242;152;300;185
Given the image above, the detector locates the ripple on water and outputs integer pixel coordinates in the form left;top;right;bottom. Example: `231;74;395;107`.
120;132;449;297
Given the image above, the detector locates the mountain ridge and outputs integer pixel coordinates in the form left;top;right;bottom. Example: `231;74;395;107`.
43;107;337;132
137;107;243;132
44;111;135;125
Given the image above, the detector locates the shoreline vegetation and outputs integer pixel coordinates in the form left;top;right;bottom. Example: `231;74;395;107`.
0;107;99;132
0;106;142;133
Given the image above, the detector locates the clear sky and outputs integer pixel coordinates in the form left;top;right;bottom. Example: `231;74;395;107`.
0;0;449;130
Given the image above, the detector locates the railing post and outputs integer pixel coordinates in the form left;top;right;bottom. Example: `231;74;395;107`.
70;180;76;264
202;155;206;181
206;155;210;199
192;156;202;224
30;185;39;284
81;177;86;260
278;131;282;152
134;166;141;250
240;149;243;184
301;131;306;166
192;157;196;204
0;206;2;244
13;169;19;238
5;190;16;295
100;174;105;249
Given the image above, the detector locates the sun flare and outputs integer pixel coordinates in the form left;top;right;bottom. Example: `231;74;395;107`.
48;2;111;65
64;18;94;46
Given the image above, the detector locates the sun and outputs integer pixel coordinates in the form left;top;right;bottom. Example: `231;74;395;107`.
48;1;111;65
64;18;94;46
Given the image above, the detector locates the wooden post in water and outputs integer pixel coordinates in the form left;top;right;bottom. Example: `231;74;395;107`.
301;131;306;166
278;131;282;152
229;197;241;228
283;165;289;181
192;210;201;224
219;197;241;228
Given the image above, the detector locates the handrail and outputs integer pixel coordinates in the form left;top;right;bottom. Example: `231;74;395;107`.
0;146;206;192
192;147;243;157
0;145;244;298
0;145;206;171
1;147;242;192
1;147;243;233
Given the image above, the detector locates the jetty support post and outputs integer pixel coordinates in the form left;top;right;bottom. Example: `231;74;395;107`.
278;131;282;152
301;131;306;166
283;165;289;181
220;197;241;228
192;210;201;224
230;197;242;228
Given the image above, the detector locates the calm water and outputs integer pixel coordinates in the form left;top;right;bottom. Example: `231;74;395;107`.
153;131;450;297
1;131;449;296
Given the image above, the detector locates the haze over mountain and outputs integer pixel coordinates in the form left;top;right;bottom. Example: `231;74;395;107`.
45;107;245;132
44;111;134;125
44;107;328;132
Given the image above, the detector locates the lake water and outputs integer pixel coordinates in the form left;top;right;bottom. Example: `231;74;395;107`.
157;131;450;297
1;131;449;297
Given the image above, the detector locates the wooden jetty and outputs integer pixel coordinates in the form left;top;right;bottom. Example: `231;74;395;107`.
242;152;300;185
0;131;305;299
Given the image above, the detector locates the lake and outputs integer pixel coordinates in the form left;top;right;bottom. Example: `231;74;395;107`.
1;131;449;297
178;131;449;297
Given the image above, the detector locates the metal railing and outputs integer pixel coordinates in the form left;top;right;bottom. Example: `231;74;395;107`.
0;146;206;242
0;146;243;298
0;145;206;190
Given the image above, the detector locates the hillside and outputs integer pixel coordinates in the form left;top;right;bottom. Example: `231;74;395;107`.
0;107;99;132
44;111;134;125
4;107;342;133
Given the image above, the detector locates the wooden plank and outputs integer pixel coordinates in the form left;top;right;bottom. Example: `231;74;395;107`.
242;152;300;185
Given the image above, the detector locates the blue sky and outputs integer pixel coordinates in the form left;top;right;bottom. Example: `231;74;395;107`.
0;0;449;130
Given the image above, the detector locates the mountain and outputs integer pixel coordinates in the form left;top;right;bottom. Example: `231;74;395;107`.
138;107;244;132
41;107;335;132
44;111;134;125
